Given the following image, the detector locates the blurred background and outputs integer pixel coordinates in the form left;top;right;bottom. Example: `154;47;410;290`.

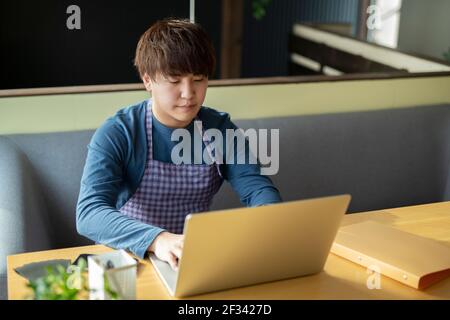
1;0;449;89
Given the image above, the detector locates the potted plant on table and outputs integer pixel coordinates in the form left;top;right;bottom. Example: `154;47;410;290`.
26;258;120;300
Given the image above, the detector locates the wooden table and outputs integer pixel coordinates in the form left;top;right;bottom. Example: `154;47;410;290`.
7;201;450;300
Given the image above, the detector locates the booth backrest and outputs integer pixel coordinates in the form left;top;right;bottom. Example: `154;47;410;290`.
1;104;449;249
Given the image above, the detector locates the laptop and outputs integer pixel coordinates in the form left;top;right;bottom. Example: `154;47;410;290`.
149;194;351;297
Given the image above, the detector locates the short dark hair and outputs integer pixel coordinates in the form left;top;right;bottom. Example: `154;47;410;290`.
134;18;216;81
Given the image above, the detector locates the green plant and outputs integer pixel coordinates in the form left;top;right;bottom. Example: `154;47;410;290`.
27;258;88;300
252;0;272;20
443;47;450;63
26;258;120;300
103;273;120;300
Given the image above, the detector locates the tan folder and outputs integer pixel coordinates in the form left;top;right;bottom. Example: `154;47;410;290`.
331;221;450;289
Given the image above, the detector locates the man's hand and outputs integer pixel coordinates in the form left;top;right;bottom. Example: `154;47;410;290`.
148;231;184;271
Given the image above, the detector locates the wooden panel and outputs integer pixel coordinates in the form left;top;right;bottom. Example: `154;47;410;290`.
356;0;370;40
2;71;450;97
220;0;244;79
298;22;450;68
288;62;321;76
289;34;404;74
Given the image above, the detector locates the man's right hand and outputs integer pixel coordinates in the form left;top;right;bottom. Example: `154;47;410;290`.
148;231;184;271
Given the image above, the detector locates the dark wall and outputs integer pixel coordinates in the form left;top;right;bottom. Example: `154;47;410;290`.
241;0;359;78
0;0;222;90
1;0;361;89
196;0;222;79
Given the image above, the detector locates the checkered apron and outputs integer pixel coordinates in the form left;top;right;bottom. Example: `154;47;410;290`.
119;102;223;234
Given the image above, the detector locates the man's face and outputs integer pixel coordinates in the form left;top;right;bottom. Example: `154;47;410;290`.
143;72;208;128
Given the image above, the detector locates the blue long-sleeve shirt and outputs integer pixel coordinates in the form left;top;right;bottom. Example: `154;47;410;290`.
76;99;281;258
